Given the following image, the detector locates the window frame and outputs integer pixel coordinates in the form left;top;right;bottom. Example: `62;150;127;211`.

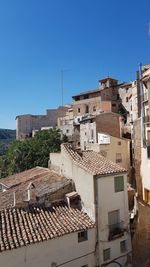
78;230;88;243
103;248;111;261
114;176;124;192
120;240;127;253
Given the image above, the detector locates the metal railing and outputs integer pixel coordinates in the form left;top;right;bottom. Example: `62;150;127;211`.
142;92;148;102
108;221;124;240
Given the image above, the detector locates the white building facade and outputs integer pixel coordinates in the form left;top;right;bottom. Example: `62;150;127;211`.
49;144;132;266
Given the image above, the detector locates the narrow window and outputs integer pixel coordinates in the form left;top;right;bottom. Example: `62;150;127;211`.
78;230;88;242
78;108;80;113
85;105;89;114
103;248;110;261
93;106;96;112
114;176;124;192
116;153;122;163
120;240;127;253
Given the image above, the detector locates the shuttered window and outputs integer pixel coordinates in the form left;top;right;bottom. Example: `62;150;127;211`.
114;176;124;192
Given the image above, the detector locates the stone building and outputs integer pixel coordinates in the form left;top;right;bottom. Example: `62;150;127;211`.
49;143;132;267
72;77;121;123
57;106;74;141
16;106;69;140
137;64;150;203
0;167;74;209
85;133;130;175
80;112;123;150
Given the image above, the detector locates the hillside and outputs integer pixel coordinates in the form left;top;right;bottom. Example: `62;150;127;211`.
0;129;16;155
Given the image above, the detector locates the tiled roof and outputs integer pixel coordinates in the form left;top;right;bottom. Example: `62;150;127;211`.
0;203;95;253
0;167;50;188
62;143;126;176
72;88;100;99
0;167;73;210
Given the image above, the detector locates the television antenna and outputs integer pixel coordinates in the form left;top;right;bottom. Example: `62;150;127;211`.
61;69;71;106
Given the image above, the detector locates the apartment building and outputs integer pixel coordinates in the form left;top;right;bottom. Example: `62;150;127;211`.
50;143;132;267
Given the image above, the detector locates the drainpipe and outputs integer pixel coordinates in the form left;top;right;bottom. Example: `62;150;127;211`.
27;189;30;202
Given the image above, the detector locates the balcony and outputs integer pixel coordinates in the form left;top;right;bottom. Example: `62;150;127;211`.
108;221;125;241
142;92;148;102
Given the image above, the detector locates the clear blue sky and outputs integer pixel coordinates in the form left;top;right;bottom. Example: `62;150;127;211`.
0;0;150;129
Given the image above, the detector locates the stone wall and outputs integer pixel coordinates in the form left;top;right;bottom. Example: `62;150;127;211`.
133;118;143;198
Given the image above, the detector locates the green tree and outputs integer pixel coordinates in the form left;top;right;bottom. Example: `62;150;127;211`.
0;128;63;178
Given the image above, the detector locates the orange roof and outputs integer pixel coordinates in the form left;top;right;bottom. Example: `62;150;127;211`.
0;203;95;253
0;167;72;210
62;143;126;176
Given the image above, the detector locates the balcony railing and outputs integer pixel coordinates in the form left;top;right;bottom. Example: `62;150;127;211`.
142;92;148;102
108;221;125;241
143;138;150;147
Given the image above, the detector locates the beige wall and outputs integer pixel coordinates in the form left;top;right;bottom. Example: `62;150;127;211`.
85;135;130;172
0;229;96;267
99;136;130;171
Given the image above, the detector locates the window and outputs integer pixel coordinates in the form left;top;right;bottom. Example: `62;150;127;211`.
120;240;127;253
118;141;121;146
112;103;116;107
78;108;80;113
116;153;122;163
85;105;89;114
126;97;129;102
114;176;124;192
103;248;110;261
66;129;69;134
78;230;88;242
93;106;96;112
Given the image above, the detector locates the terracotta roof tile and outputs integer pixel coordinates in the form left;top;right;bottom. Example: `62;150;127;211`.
0;204;95;253
62;143;126;176
0;168;73;210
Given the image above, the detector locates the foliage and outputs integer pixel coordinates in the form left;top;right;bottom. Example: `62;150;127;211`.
0;129;16;156
0;128;66;178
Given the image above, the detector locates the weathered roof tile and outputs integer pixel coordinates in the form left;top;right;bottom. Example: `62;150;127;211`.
0;203;95;253
62;143;126;175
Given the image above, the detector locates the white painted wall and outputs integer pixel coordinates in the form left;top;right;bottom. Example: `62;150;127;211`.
97;174;132;266
141;147;150;198
49;150;132;266
80;122;97;150
50;150;95;220
0;229;96;267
